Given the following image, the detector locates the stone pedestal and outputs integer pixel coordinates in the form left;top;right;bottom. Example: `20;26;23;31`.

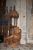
4;27;21;48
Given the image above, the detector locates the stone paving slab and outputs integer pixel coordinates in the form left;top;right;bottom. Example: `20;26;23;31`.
0;43;33;50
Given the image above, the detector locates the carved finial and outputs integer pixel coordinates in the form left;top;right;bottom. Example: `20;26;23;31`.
5;6;8;14
10;6;12;11
6;7;8;13
13;5;15;10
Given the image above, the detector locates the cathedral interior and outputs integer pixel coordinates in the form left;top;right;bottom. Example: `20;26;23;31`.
0;0;33;50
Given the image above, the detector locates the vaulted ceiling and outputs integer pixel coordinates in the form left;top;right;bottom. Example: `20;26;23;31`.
0;0;6;8
0;0;6;18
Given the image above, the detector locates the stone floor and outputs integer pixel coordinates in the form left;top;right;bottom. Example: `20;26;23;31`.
0;43;33;50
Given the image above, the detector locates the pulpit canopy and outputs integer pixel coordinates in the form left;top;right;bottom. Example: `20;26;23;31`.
5;6;19;19
9;6;19;18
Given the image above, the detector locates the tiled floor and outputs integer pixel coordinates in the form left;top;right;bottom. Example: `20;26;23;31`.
0;43;33;50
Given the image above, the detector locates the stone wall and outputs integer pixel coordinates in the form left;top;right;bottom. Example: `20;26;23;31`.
26;0;33;43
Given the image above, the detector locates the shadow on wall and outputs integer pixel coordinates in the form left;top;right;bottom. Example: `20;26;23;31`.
0;33;4;43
